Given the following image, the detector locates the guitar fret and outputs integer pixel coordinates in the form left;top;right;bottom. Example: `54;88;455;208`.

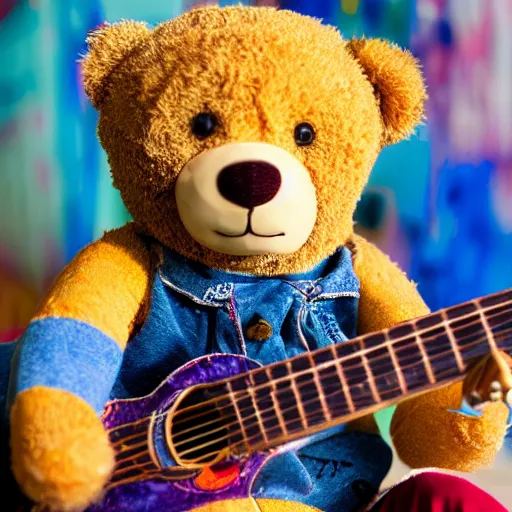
290;357;325;428
330;344;355;413
335;343;377;409
481;304;512;354
393;334;431;391
360;333;402;402
358;340;381;403
226;381;250;451
251;371;286;442
310;349;349;417
307;352;332;422
413;312;461;381
384;332;408;394
270;364;305;433
440;310;465;372
286;361;308;430
476;300;500;355
247;373;269;445
266;368;289;438
412;325;436;384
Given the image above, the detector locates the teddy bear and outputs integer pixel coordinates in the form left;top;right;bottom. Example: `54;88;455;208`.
1;6;510;512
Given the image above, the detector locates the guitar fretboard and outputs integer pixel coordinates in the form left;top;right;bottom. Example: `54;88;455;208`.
172;288;512;464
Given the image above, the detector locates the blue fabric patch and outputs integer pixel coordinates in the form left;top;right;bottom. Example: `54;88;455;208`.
8;317;123;414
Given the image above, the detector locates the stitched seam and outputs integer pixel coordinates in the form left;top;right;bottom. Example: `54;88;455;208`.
158;269;223;307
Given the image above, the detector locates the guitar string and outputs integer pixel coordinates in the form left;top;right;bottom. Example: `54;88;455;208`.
112;335;512;474
165;305;512;436
168;307;508;431
107;468;195;490
111;308;497;453
115;454;153;471
106;297;511;438
112;459;154;477
113;330;464;462
116;439;148;453
169;313;509;449
110;430;151;445
115;325;512;465
174;326;512;461
110;304;512;453
169;298;512;426
227;361;503;459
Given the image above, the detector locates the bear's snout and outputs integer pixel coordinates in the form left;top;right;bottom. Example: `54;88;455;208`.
217;161;282;209
175;142;317;256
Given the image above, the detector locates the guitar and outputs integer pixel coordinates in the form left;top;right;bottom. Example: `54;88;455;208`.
63;289;512;510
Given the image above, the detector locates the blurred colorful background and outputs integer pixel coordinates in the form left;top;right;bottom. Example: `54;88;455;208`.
1;0;511;505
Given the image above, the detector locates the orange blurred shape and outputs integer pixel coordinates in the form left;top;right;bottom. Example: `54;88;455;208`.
194;463;240;491
0;270;39;342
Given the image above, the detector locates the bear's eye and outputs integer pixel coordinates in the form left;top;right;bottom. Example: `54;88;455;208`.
294;122;316;146
191;112;218;139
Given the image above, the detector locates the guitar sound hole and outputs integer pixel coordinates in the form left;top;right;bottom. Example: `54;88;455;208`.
170;388;231;466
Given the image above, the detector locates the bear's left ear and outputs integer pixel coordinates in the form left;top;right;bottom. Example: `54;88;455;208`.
347;38;427;145
82;20;152;109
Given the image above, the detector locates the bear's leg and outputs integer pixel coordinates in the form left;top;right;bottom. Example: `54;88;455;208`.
370;472;507;512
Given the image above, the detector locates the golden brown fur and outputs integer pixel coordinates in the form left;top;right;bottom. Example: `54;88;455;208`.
34;224;151;348
83;6;425;275
11;387;115;511
80;3;506;478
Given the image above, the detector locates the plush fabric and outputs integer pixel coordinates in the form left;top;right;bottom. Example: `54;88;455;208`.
109;245;390;512
5;225;152;510
391;381;510;472
10;387;115;511
346;39;427;145
8;317;122;414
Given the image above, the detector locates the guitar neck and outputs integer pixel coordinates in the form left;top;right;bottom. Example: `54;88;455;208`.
171;288;512;466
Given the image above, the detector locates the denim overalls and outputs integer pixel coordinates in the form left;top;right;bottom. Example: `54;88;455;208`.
111;246;392;512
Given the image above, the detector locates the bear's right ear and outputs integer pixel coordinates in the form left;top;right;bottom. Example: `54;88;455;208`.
82;20;151;109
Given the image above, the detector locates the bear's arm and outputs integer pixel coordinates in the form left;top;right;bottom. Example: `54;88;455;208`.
348;233;509;472
9;222;152;413
9;223;153;508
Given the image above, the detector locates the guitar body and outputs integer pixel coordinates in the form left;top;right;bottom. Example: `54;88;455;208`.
89;354;270;512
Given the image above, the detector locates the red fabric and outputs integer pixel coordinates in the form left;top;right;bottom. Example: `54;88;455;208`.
0;328;23;343
373;472;508;512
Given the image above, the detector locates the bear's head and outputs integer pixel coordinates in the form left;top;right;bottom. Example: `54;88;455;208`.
82;6;426;275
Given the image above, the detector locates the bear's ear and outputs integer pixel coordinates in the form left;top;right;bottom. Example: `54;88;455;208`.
346;38;427;145
82;20;151;109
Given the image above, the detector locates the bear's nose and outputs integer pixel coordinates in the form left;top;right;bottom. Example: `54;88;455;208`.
217;161;282;209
